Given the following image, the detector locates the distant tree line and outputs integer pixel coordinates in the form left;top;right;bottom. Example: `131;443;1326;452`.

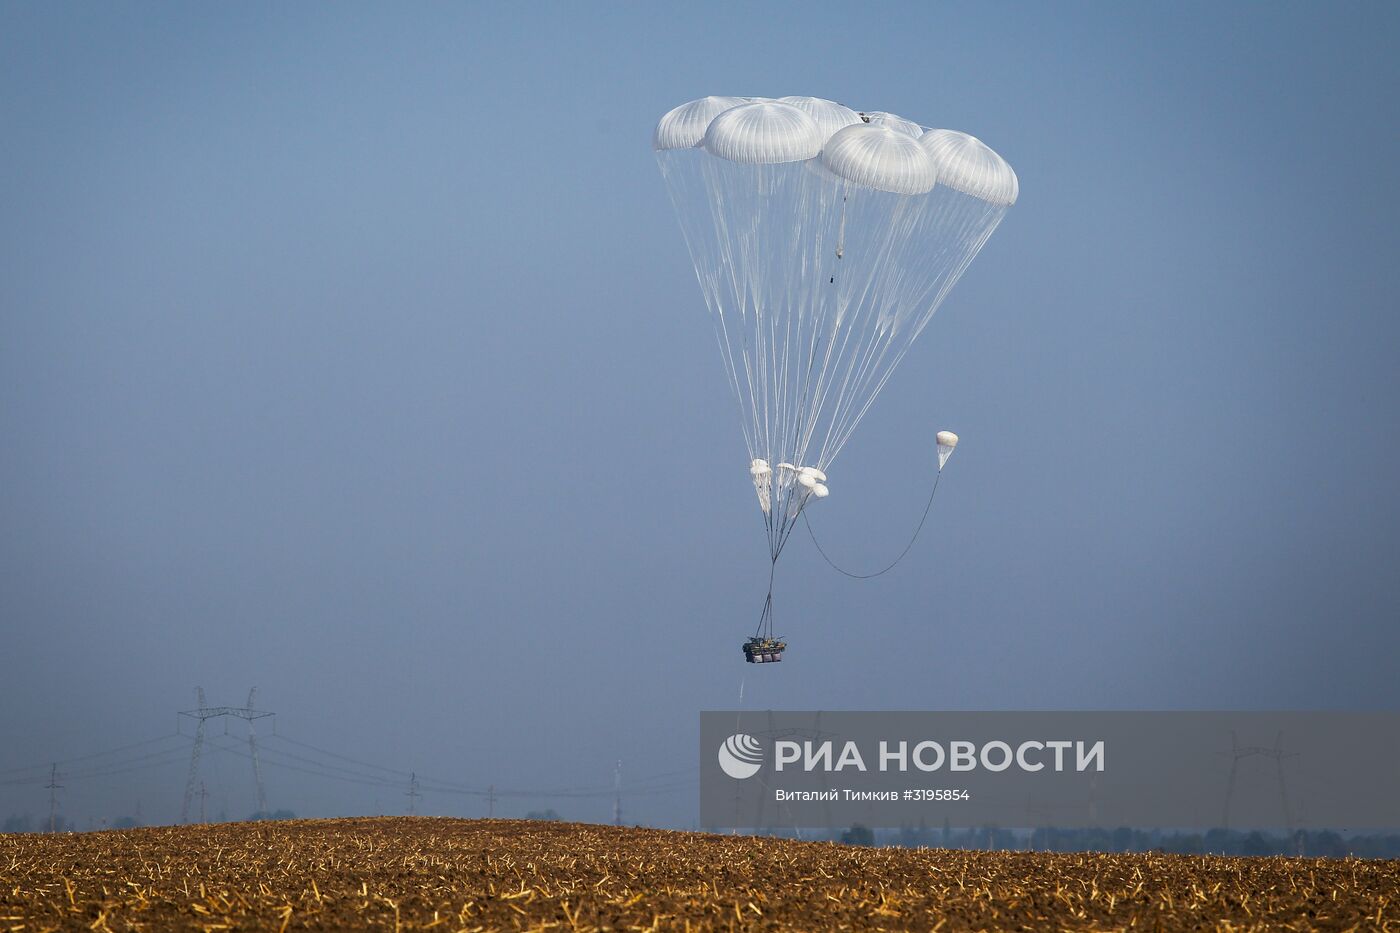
764;821;1400;859
248;809;298;822
3;810;298;832
3;814;137;833
1017;827;1400;859
832;822;1400;859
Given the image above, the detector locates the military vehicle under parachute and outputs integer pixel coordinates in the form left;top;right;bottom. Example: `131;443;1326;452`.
653;96;1016;662
743;636;787;664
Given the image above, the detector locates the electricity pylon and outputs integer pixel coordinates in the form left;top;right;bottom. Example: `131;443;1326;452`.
613;760;622;827
45;764;63;832
246;688;269;816
179;687;275;823
1222;730;1297;831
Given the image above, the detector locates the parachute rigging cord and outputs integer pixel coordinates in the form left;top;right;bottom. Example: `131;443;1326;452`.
804;468;941;579
753;523;795;641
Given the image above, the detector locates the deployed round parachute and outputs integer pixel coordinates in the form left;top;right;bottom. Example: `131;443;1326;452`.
654;96;1016;661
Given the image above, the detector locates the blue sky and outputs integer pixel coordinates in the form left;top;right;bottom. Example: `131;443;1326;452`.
2;1;1398;828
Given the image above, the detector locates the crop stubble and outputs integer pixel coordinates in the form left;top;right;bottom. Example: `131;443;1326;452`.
1;817;1395;931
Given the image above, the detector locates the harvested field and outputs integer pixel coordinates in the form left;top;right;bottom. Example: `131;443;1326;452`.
1;817;1395;931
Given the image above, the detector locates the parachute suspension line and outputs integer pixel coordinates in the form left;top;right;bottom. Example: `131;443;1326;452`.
662;154;761;463
817;205;1008;462
770;164;831;481
813;195;939;464
802;191;925;469
754;488;811;639
817;198;1006;466
754;580;775;640
708;283;756;457
753;542;781;640
812;200;918;465
805;468;943;579
835;194;847;262
704;159;764;463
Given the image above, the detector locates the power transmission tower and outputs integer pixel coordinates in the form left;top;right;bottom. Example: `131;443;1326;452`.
1221;730;1297;831
179;687;275;823
406;772;421;816
181;687;208;824
487;784;496;819
613;760;622;827
246;688;269;816
750;712;836;835
199;782;209;823
45;764;63;833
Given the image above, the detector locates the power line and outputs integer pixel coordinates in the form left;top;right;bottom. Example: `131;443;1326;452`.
265;735;413;778
0;743;195;787
253;741;412;785
272;733;687;795
205;739;404;791
211;739;698;801
0;733;186;777
3;701;700;823
63;746;196;781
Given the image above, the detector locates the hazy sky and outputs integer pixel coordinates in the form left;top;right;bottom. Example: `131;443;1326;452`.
3;1;1398;829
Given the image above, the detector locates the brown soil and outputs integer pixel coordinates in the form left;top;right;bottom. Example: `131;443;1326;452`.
1;817;1395;931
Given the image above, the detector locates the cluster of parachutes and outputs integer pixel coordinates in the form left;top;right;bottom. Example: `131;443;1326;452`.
750;460;827;518
653;95;1017;650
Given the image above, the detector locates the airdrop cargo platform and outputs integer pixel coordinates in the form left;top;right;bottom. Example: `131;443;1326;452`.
743;637;786;663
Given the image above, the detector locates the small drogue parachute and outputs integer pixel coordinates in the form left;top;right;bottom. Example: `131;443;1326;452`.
936;431;959;471
654;96;1016;660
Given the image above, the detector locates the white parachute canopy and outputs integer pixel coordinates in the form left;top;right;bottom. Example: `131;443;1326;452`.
655;96;1015;558
936;430;959;471
862;111;924;138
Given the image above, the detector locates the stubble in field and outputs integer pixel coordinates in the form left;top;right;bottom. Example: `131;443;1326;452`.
2;817;1396;930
